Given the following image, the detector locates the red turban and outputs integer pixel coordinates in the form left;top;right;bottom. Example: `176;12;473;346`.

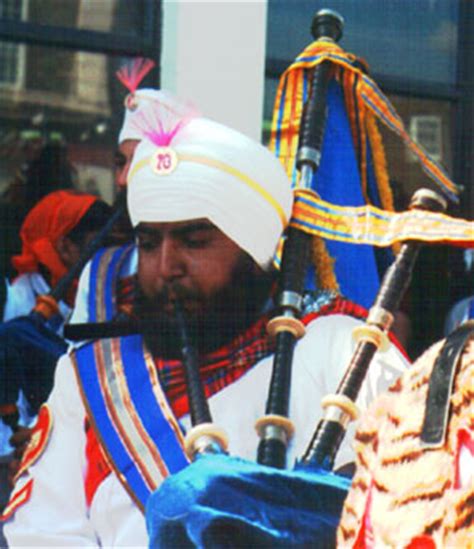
12;190;99;287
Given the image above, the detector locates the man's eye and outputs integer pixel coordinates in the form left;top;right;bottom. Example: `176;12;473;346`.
184;235;210;248
137;238;157;251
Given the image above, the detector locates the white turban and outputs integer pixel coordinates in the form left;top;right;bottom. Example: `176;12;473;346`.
127;117;293;269
118;88;197;144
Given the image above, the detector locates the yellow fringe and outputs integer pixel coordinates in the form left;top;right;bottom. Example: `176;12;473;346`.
366;112;400;254
312;237;339;292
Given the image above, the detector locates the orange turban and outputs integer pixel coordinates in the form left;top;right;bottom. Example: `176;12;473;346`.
12;190;99;287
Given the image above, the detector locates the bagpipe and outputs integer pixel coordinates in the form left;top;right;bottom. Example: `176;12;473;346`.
144;8;472;548
50;9;472;546
0;193;127;432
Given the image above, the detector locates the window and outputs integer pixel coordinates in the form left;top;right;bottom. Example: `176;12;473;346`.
0;0;27;88
0;0;160;201
409;115;443;163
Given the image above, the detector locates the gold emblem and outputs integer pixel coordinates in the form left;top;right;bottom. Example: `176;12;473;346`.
151;147;178;176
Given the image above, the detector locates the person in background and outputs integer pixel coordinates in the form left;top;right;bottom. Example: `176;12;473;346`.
3;190;112;326
3;107;408;546
0;190;112;542
69;87;196;326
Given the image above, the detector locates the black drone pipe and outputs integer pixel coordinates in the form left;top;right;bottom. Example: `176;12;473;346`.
300;188;448;470
256;9;344;469
173;293;229;461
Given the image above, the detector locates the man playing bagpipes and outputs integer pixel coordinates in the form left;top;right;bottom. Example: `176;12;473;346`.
140;8;472;548
2;94;408;545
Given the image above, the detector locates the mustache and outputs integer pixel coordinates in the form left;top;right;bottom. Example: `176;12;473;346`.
142;284;204;308
134;262;275;357
134;284;208;320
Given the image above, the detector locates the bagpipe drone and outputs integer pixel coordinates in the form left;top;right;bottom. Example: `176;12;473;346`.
145;8;472;548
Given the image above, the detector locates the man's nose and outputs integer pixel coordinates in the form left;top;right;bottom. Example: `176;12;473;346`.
156;237;186;282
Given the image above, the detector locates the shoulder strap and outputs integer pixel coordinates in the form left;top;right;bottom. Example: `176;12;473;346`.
72;335;189;511
420;320;474;448
88;244;134;323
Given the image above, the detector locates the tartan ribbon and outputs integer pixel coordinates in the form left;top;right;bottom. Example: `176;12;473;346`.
154;315;275;419
291;190;473;247
270;40;461;204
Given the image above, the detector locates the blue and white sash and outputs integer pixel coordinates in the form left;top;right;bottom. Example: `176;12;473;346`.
72;334;189;510
88;244;135;323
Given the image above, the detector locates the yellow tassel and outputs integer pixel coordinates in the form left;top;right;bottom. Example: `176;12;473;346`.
366;113;394;210
366;113;400;253
312;237;339;292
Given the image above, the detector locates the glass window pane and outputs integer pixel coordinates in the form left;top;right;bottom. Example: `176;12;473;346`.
0;0;148;37
0;42;158;204
381;95;454;207
266;0;459;86
0;0;24;20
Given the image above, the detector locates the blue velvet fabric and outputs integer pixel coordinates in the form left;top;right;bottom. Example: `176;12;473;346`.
0;315;67;413
310;82;386;309
146;454;350;548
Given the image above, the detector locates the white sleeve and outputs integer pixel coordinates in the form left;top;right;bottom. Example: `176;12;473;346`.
288;314;408;469
202;313;407;470
68;261;92;326
4;354;98;547
3;276;36;321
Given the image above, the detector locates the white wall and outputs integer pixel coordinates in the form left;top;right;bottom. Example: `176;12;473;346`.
161;0;268;141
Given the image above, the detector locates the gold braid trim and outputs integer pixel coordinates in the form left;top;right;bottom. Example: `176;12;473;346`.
312;237;339;292
366;113;400;254
366;113;394;211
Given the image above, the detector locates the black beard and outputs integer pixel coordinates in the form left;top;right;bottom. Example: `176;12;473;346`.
134;255;275;359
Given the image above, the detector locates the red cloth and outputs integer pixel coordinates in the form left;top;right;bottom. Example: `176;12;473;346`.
84;419;112;507
12;190;98;287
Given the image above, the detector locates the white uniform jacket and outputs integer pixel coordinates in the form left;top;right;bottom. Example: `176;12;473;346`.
4;314;408;547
